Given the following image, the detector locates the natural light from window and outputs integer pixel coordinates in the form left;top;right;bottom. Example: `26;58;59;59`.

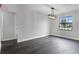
59;16;72;31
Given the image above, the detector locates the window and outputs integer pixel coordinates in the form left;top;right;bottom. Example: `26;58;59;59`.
59;16;72;31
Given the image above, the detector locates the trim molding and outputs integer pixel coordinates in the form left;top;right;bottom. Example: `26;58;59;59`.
1;39;17;48
49;35;79;41
1;37;16;41
18;35;48;43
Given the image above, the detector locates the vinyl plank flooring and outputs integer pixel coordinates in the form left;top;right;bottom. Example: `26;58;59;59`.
1;36;79;54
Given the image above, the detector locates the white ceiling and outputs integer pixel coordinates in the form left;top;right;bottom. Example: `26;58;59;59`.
48;4;79;14
27;4;79;15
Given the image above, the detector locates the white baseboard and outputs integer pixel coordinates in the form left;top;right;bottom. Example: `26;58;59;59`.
1;37;16;41
18;35;48;43
50;34;79;41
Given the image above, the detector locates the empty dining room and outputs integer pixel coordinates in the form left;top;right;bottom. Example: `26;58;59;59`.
0;4;79;54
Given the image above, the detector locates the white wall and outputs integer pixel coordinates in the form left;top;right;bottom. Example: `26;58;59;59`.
2;11;16;41
1;4;79;42
1;4;18;41
0;10;2;52
50;10;79;40
2;4;79;42
2;4;18;13
1;4;49;42
0;11;1;42
16;5;49;42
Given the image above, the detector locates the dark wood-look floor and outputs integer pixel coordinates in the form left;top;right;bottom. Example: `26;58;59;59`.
1;36;79;54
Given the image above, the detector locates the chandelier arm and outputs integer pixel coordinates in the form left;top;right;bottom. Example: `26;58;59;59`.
51;8;54;16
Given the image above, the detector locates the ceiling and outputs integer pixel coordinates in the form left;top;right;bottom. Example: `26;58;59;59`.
27;4;79;15
48;4;79;14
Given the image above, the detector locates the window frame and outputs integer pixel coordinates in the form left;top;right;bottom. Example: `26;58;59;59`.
59;16;73;31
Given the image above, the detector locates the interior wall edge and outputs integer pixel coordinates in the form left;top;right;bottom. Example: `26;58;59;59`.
18;34;49;43
1;37;17;41
50;34;79;41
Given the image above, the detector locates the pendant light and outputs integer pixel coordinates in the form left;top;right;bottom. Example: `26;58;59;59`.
48;7;57;20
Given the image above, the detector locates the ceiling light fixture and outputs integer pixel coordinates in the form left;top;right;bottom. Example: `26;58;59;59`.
48;7;57;20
